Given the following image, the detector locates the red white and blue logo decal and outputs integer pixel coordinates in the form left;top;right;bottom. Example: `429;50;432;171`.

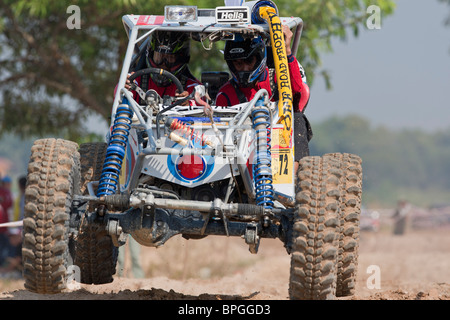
167;140;214;183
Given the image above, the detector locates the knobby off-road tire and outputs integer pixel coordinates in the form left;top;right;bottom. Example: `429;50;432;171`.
74;142;118;284
22;138;80;294
324;153;362;297
289;155;342;300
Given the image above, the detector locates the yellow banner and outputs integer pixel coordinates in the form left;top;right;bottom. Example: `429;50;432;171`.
259;6;294;184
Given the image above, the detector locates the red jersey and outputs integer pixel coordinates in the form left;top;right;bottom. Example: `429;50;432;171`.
0;187;12;234
0;186;12;215
0;205;6;233
215;55;310;112
114;73;202;103
131;75;202;101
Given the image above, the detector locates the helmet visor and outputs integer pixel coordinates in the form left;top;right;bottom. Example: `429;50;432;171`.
231;56;257;71
149;50;189;73
152;52;179;68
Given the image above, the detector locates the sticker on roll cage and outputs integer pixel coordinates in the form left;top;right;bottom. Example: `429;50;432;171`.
271;127;292;185
136;15;165;26
215;6;250;24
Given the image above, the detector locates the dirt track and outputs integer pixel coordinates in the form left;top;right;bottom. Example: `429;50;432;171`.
1;226;449;300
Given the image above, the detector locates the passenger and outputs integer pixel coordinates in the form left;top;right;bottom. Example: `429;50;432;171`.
216;25;312;171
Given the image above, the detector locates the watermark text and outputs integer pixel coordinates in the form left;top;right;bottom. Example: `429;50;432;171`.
366;5;381;30
366;265;381;289
66;5;81;30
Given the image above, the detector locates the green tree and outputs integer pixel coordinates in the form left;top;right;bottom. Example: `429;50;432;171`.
0;0;184;140
0;0;395;140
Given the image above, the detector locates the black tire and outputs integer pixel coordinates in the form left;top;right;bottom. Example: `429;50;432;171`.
79;142;107;195
324;153;362;297
73;142;118;284
22;138;80;294
289;155;342;300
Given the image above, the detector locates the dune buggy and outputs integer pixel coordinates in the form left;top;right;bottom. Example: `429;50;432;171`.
22;0;362;299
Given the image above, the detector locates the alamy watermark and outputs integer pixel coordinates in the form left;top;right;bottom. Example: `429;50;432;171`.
366;5;381;30
65;255;81;291
66;5;81;30
366;265;381;289
66;264;81;290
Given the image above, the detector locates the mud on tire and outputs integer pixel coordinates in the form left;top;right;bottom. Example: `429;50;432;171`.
324;153;362;297
22;138;80;294
290;155;342;300
74;142;118;284
289;153;362;300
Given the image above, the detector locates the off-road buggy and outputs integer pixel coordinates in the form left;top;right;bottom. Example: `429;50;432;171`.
22;0;362;299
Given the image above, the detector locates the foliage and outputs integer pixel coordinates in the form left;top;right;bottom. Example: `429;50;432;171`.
309;115;450;207
0;0;396;139
0;0;186;140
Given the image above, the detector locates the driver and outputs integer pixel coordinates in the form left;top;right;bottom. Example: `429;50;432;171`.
125;31;202;102
215;25;312;169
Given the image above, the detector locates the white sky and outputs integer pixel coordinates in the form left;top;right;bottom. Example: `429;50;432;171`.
307;0;450;132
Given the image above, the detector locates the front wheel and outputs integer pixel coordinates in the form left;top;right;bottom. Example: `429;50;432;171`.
22;138;80;294
289;155;342;300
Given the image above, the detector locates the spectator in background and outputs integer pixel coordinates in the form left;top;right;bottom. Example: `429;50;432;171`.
0;174;13;267
0;175;13;221
0;175;26;278
13;176;26;222
0;175;27;277
393;200;411;235
0;227;22;278
0;200;8;267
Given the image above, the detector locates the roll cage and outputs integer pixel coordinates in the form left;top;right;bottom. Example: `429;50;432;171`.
112;10;303;120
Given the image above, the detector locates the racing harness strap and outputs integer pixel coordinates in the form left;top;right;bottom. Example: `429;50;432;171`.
231;80;248;104
139;73;150;104
227;69;278;105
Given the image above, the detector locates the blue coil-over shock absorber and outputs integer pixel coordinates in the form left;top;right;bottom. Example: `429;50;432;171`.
251;97;274;208
96;100;133;200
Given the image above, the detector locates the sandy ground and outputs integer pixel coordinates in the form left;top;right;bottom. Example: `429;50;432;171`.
1;225;449;300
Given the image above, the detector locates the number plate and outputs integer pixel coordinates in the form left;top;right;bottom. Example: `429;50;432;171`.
271;127;293;185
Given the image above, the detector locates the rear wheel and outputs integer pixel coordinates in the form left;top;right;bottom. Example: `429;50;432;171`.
73;142;118;284
22;138;80;294
289;155;342;300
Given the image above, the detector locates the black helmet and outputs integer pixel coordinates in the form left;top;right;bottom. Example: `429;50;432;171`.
224;35;267;87
146;31;190;86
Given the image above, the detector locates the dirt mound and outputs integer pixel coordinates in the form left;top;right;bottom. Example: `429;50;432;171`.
1;228;449;300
